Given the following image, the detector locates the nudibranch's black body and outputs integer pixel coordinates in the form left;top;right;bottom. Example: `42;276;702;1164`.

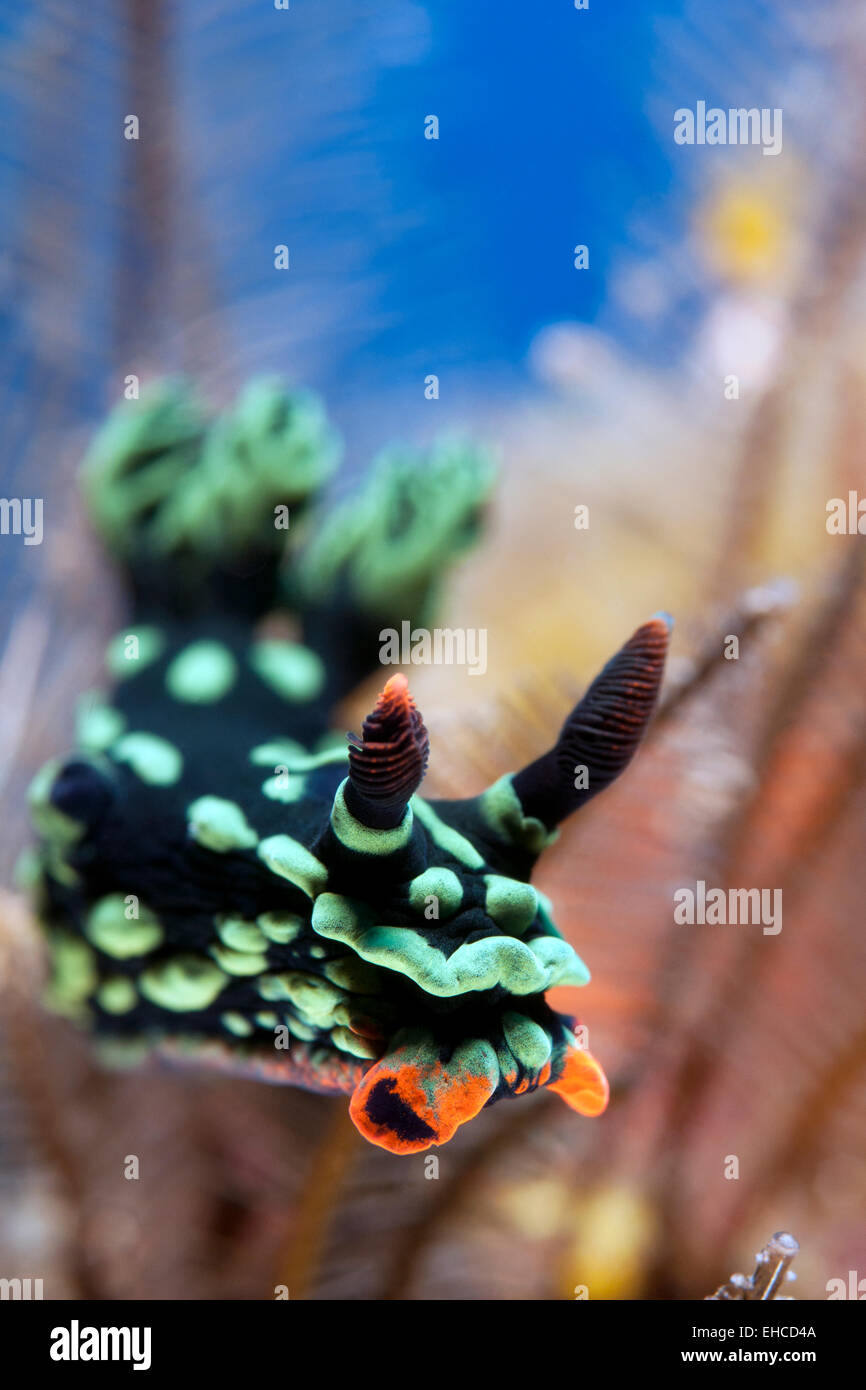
29;380;671;1153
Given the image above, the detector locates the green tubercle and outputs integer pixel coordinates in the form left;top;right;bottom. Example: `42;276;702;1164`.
484;874;539;934
248;640;325;702
479;773;559;855
411;796;485;869
221;1011;254;1037
139;955;227;1011
216;916;269;954
44;932;98;1020
28;760;85;846
188;796;259;852
408;866;463;919
330;1025;379;1059
257;911;304;945
311;893;588;997
330;779;414;856
257;835;327;897
209;944;269;976
251;741;348;773
502;1011;552;1071
106;626;166;679
165;640;238;703
76;694;126;752
261;772;306;803
113;732;183;785
85;895;164;959
258;970;346;1027
97;977;139;1015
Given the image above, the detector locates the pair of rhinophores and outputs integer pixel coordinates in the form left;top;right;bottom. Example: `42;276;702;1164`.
28;379;671;1154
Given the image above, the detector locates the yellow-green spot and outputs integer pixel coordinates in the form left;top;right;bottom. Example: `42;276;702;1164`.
139;955;227;1011
165;640;238;703
249;739;307;766
76;694;126;752
411;796;485;869
222;1011;254;1037
255;1011;279;1029
44;932;97;1020
113;732;183;786
262;772;306;804
257;835;327;897
106;626;166;679
97;977;138;1015
257;911;304;945
249;640;325;702
28;760;84;846
85;894;164;959
209;943;268;976
188;796;258;852
330;779;414;856
286;1016;318;1041
216;916;269;954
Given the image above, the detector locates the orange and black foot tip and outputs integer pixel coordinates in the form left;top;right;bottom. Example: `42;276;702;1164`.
349;1045;498;1154
547;1046;609;1118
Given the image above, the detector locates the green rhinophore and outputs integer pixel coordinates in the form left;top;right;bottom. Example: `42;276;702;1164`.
187;796;258;852
139;955;227;1011
479;773;559;855
257;835;327;897
330;779;414;856
411;796;484;869
85;895;164;959
165;640;238;703
248;640;325;702
408;866;463;919
113;732;183;785
106;626;166;679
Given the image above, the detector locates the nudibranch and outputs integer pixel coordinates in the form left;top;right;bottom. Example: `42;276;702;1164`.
28;379;671;1154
